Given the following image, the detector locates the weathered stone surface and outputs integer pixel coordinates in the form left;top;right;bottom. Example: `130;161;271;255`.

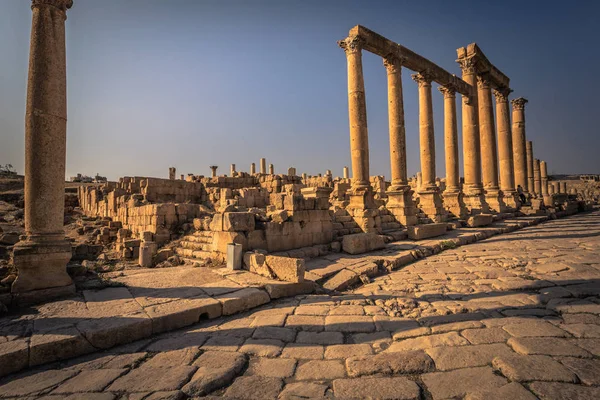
0;339;28;377
322;269;359;291
77;312;152;349
296;331;343;345
426;343;514;370
29;327;96;366
182;351;246;396
243;252;272;278
238;338;284;357
280;343;324;359
279;382;328;399
285;315;325;332
529;382;600;400
422;366;508;399
333;377;421;400
264;255;305;283
223;212;255;232
247;357;297;378
492;353;578;382
559;357;600;385
461;327;510;344
201;334;245;352
223;376;283;400
263;281;315;299
407;223;447;240
465;382;537;400
145;296;221;334
295;360;346;380
253;326;296;342
342;233;386;254
387;332;468;352
324;343;372;359
0;369;77;397
346;350;434;377
560;323;600;338
324;315;375;333
466;214;493;227
217;288;270;316
108;366;197;392
53;369;127;393
502;320;567;337
142;348;199;368
508;337;591;357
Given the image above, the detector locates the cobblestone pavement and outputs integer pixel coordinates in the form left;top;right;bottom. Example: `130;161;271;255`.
1;211;599;399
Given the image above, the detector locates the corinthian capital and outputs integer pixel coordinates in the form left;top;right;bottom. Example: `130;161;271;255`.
476;74;492;89
338;35;364;55
493;87;513;103
32;0;73;11
438;85;457;99
383;55;402;74
511;97;528;110
457;57;477;74
412;71;433;87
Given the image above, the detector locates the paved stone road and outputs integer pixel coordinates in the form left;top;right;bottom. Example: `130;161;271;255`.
1;211;599;399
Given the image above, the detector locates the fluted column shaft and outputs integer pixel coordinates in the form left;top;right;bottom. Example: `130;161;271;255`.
477;75;500;191
384;56;408;190
413;73;436;191
458;59;483;194
494;88;515;193
511;98;529;194
339;36;370;189
526;141;535;195
540;160;549;196
439;86;460;192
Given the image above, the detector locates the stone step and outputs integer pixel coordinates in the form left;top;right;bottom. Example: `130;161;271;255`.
174;247;212;260
381;221;402;231
183;235;213;245
179;240;212;252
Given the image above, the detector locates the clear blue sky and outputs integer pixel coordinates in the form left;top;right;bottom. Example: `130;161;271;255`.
1;0;598;181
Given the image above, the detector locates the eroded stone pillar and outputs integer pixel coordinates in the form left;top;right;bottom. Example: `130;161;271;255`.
477;75;505;212
526;141;535;196
494;88;520;209
343;166;349;179
230;164;236;177
511;98;529;195
384;56;417;225
168;167;176;180
534;159;542;198
269;164;274;175
250;163;256;175
541;160;550;204
412;72;445;222
12;0;75;299
260;158;267;174
561;181;567;194
210;165;218;178
439;84;466;218
457;58;488;214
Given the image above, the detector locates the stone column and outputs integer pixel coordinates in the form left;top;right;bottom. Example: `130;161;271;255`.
534;159;542;197
168;167;176;180
412;72;445;222
526;141;535;196
210;166;218;178
477;75;505;212
439;84;466;218
260;158;266;174
384;56;417;225
12;0;75;299
493;88;520;209
269;164;274;175
343;166;349;179
511;98;529;195
250;163;256;175
416;172;422;191
561;181;567;194
457;58;488;214
540;160;550;204
230;164;236;177
180;174;184;180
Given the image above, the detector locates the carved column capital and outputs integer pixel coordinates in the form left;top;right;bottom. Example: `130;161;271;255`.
338;35;364;55
511;97;528;110
438;85;456;99
476;74;492;89
493;87;513;103
457;57;477;74
412;71;433;88
383;55;403;74
31;0;73;11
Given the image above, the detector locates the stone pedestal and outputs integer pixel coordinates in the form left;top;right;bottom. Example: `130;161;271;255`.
418;189;446;223
485;189;508;214
386;187;418;226
12;0;75;299
443;190;468;219
347;188;380;233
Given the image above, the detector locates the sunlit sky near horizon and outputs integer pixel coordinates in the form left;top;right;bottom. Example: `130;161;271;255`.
1;0;599;181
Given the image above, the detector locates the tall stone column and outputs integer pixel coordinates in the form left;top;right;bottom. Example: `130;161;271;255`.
343;166;349;179
250;163;256;175
457;58;488;214
534;159;542;197
168;167;176;180
561;181;567;194
384;56;417;226
439;85;466;218
540;160;550;204
269;164;274;175
412;72;445;222
338;35;377;232
511;98;529;195
477;75;505;212
260;158;267;174
493;88;520;209
12;0;75;299
230;164;236;177
210;166;218;177
526;141;535;196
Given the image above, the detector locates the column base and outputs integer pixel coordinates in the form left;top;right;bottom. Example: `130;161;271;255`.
347;187;381;233
442;191;468;219
502;190;521;211
462;189;490;215
11;236;73;295
417;188;447;223
485;189;508;213
386;187;418;226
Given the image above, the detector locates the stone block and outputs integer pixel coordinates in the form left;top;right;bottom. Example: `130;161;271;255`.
217;288;271;315
466;214;494;227
247;230;267;251
223;212;255;232
243;252;273;278
265;255;305;283
212;231;247;254
407;223;447;240
123;239;141;248
342;233;386;255
264;281;316;299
